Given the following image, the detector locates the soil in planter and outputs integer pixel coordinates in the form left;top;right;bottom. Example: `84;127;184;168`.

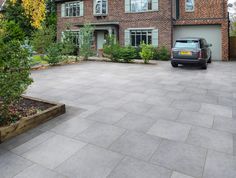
0;98;54;127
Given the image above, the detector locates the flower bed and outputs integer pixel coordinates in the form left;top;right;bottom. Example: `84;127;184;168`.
0;96;65;143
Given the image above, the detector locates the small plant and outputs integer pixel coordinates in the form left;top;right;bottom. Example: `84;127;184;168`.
157;46;170;61
79;24;95;60
45;43;63;65
0;40;33;124
140;43;154;64
61;30;78;60
120;46;137;63
103;36;122;62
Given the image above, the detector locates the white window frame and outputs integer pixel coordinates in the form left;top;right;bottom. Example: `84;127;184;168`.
185;0;194;12
130;0;152;13
130;29;153;47
93;0;108;16
63;1;83;17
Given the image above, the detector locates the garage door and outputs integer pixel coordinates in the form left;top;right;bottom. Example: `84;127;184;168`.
173;25;222;60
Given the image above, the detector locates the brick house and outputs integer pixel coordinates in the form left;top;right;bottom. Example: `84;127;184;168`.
56;0;229;61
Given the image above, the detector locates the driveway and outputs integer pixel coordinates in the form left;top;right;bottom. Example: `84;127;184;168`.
0;61;236;178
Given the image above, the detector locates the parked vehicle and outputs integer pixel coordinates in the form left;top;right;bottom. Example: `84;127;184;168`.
171;38;212;69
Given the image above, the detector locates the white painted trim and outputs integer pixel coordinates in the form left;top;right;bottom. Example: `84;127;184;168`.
127;27;155;30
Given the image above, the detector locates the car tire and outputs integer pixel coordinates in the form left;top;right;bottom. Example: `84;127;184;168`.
207;56;212;63
171;62;178;68
201;63;207;70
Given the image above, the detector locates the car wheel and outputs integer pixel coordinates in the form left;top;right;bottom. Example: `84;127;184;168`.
207;56;212;63
171;62;178;68
201;63;207;70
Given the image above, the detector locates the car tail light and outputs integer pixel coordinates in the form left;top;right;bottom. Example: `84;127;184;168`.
198;50;203;59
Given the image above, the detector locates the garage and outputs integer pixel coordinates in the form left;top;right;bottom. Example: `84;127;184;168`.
173;25;222;60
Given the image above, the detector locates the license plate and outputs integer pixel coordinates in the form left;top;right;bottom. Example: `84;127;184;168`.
180;51;192;55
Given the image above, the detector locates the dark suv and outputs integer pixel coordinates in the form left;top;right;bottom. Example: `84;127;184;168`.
171;38;212;69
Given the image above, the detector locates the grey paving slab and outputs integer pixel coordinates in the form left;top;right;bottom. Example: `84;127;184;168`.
110;131;162;161
1;129;44;150
234;134;236;156
108;157;172;178
85;108;127;124
151;140;207;178
115;113;156;133
187;126;234;154
203;150;236;178
13;164;66;178
22;135;86;169
177;111;214;128
213;116;236;134
0;152;32;178
11;131;55;155
171;172;196;178
147;119;191;141
144;96;174;106
171;100;201;112
119;101;153;114
56;144;123;178
199;103;233;118
145;106;181;120
51;118;95;137
76;122;126;148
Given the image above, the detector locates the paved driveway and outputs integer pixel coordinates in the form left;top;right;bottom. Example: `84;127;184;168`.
1;61;236;178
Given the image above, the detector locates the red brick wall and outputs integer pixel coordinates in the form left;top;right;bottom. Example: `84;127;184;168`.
57;0;173;50
178;0;227;19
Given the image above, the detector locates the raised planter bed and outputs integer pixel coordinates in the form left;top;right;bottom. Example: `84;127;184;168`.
0;96;65;143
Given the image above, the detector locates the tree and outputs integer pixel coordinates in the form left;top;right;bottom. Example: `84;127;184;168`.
10;0;46;29
4;0;34;36
79;24;95;60
45;0;57;29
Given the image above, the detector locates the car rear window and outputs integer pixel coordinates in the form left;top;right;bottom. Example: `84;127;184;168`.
175;40;199;48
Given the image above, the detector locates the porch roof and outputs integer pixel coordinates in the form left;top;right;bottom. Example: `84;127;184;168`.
76;22;119;27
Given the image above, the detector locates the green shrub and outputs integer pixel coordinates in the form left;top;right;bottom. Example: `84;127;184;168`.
31;25;56;54
79;24;95;60
157;46;170;61
120;46;136;63
0;40;33;124
139;43;154;64
45;43;63;65
103;44;121;62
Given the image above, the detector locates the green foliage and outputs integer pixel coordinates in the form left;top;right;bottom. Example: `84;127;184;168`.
0;20;25;42
0;40;33;123
119;46;136;63
45;43;63;65
79;24;95;60
45;0;57;29
4;0;35;37
230;22;236;36
31;24;56;54
61;31;77;57
139;43;154;64
156;46;170;61
103;35;121;62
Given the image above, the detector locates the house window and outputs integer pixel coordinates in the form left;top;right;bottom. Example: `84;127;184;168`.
130;30;152;47
94;0;108;15
63;1;83;17
63;31;80;46
130;0;152;12
185;0;194;12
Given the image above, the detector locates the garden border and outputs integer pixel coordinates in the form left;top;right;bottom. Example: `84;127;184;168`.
0;96;66;143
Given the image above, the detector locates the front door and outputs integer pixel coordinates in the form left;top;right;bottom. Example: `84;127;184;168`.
97;31;105;50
